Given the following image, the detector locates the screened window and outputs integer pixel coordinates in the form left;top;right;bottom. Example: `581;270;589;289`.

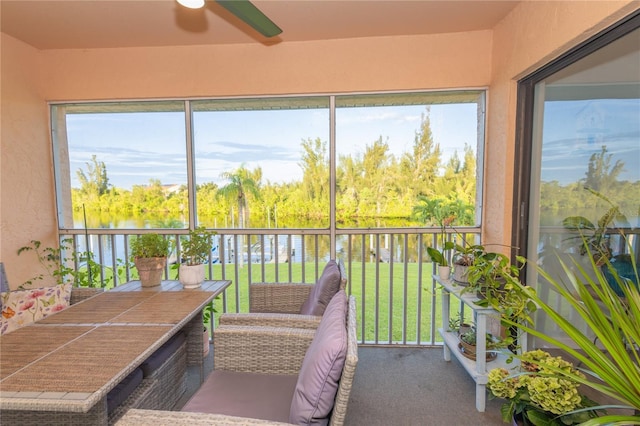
51;91;485;231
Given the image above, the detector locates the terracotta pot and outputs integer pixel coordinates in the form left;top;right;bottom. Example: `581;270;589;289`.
134;257;166;287
459;338;477;356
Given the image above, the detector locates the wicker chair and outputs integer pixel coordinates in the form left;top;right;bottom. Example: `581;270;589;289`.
219;259;347;330
116;295;358;426
70;286;104;305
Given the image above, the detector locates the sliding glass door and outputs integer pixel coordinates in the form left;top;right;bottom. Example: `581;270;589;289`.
518;19;640;347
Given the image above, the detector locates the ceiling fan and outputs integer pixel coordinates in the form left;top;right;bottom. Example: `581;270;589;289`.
177;0;282;38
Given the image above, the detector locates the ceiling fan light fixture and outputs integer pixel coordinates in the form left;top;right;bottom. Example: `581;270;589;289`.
177;0;205;9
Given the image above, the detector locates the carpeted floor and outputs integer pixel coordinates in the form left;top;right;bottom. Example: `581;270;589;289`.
344;346;504;426
184;344;506;425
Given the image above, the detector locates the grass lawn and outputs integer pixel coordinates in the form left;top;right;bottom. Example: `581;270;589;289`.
202;261;465;345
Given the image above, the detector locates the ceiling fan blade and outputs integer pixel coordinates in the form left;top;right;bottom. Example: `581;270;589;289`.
215;0;282;38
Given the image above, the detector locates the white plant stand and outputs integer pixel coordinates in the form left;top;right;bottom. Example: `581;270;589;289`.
436;275;519;412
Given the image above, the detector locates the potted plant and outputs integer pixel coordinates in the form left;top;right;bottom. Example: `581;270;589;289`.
457;328;501;361
562;187;627;266
426;214;456;280
452;243;483;285
487;349;600;425
462;248;536;352
179;227;216;289
130;233;171;287
562;187;636;295
448;313;473;337
505;240;640;425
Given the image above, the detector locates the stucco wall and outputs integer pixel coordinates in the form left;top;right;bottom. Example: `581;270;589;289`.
1;34;59;288
484;0;639;249
1;0;638;288
41;31;492;100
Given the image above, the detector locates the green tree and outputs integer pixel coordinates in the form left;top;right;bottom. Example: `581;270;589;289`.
76;155;110;199
582;145;624;193
300;137;329;206
361;137;393;216
400;107;442;198
218;165;261;228
337;154;363;218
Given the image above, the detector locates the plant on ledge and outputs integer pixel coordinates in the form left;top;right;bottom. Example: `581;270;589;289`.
488;349;601;426
181;227;216;266
178;227;216;289
463;248;537;334
427;213;456;265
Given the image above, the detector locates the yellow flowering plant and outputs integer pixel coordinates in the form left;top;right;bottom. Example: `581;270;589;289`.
488;350;600;425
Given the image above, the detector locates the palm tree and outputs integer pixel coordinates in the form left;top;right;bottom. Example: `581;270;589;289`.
218;165;261;229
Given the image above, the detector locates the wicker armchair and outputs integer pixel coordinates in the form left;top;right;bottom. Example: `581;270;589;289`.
117;295;358;426
219;259;347;330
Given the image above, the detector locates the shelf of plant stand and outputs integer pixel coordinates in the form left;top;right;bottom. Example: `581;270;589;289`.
437;328;516;385
435;276;495;312
434;274;520;411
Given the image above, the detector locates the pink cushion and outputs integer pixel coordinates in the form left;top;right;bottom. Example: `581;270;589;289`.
299;260;341;316
182;370;298;423
289;290;347;425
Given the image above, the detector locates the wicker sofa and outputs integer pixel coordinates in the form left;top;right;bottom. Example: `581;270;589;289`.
70;286;104;304
219;259;347;330
117;293;358;426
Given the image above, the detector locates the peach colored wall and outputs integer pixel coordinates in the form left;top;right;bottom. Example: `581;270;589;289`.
1;0;638;288
484;0;638;249
1;34;59;288
40;31;492;100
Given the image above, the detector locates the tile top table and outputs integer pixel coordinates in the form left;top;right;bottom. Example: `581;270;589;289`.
0;280;231;415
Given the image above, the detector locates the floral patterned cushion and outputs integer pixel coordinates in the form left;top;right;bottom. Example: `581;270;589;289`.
0;283;72;335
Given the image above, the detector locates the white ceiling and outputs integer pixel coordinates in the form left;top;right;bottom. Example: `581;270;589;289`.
0;0;520;50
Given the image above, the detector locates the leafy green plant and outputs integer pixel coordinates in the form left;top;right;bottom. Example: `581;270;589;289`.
464;249;536;329
448;314;472;334
452;243;483;267
506;239;640;425
488;349;601;425
181;227;216;266
562;186;628;265
426;214;456;266
130;234;171;259
17;238;125;289
459;329;502;349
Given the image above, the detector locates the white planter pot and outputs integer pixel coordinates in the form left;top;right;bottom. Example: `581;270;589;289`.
179;263;205;289
438;265;451;280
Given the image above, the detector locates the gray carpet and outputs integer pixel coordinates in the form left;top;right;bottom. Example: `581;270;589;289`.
344;346;504;426
183;344;505;425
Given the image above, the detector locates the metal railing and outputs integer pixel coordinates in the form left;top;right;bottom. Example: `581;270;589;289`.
58;227;481;346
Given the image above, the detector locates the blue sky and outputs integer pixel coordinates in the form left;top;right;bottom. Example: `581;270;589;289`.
541;99;640;185
67;103;479;189
66;98;639;191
